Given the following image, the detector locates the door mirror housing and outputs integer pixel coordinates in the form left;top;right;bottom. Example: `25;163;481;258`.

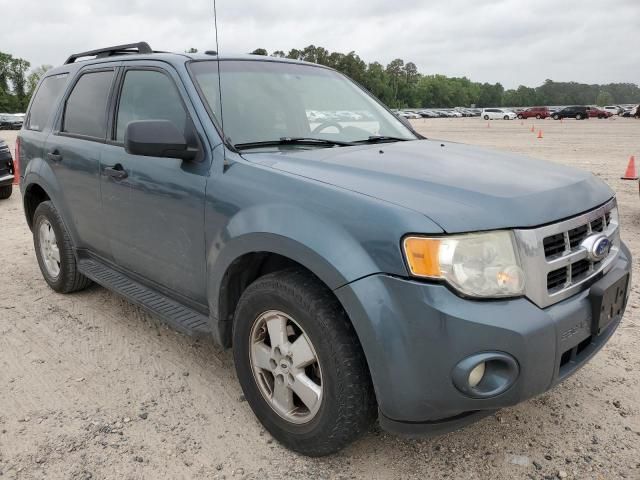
124;120;198;161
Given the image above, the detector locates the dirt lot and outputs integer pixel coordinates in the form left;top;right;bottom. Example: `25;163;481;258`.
1;118;639;480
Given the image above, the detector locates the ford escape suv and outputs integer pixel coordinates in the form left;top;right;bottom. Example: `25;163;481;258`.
17;43;632;456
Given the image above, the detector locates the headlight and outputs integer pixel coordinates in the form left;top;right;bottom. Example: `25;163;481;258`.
609;205;619;226
402;231;525;298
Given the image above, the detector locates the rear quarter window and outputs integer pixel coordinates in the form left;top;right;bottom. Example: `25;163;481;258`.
26;73;70;131
62;70;114;139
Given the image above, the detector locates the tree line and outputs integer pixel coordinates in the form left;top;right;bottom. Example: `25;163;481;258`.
250;46;640;109
2;46;639;113
0;51;51;113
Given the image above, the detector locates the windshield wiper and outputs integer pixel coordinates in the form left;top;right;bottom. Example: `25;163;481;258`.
354;135;411;144
234;137;355;150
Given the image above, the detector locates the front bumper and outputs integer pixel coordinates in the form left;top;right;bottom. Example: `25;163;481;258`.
335;242;632;435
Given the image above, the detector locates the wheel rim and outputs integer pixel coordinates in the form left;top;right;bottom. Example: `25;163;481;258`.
249;310;323;424
38;219;60;278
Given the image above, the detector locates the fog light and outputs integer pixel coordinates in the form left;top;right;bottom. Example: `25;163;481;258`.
452;352;519;398
468;362;486;388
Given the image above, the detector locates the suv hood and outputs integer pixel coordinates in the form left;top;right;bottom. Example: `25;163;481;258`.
244;140;613;233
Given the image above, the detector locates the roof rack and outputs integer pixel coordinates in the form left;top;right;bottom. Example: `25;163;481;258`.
64;42;154;64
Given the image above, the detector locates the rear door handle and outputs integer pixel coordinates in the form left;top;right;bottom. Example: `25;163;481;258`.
47;151;62;162
103;164;128;180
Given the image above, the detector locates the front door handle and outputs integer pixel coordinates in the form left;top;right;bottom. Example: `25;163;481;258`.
47;150;62;162
103;164;128;180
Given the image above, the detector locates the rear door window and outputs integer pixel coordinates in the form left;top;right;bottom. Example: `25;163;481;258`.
26;73;70;131
62;70;114;139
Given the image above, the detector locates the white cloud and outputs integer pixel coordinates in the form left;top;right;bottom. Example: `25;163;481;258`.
2;0;638;88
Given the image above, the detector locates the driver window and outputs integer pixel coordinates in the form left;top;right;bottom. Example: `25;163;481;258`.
116;70;188;142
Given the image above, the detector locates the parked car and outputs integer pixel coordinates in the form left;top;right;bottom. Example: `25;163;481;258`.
482;108;517;120
552;106;589;120
517;107;550;120
18;42;632;456
0;114;24;130
587;107;613;119
397;111;421;119
602;106;623;116
0;139;15;199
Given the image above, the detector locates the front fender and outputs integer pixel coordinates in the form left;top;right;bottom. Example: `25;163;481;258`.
207;203;380;317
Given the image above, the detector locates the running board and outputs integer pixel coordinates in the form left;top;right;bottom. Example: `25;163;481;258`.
78;258;211;338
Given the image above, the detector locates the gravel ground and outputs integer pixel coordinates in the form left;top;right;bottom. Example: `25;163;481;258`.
1;117;639;480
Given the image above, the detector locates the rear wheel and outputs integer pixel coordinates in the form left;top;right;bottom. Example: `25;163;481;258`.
33;201;92;293
536;114;542;119
553;114;560;120
232;269;376;456
0;185;12;200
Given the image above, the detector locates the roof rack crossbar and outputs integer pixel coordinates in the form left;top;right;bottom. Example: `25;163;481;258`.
64;42;153;64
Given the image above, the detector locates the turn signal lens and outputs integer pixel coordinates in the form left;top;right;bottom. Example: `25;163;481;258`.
403;237;441;277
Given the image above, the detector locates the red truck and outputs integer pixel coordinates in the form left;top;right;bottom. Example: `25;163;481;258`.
517;107;550;119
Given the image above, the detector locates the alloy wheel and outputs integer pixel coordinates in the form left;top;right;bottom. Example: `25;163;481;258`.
249;310;323;424
38;219;60;278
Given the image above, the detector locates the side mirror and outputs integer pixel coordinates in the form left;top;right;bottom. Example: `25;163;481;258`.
125;120;198;161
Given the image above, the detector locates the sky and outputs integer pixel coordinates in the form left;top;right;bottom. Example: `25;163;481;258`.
1;0;638;89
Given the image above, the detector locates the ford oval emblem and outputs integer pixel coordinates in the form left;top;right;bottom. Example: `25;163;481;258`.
581;234;611;262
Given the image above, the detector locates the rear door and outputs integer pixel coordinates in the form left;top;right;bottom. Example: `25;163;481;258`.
44;65;118;256
99;62;210;304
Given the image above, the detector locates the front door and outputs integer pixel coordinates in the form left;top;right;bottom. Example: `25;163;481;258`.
100;65;210;305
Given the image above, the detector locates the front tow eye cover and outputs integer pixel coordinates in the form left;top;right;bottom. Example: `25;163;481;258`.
452;352;519;399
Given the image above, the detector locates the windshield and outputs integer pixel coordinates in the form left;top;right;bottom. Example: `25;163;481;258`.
189;60;417;147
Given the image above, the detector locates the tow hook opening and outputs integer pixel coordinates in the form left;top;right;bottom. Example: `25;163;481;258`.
452;352;519;399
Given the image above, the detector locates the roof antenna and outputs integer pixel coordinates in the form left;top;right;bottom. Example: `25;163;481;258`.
213;0;226;145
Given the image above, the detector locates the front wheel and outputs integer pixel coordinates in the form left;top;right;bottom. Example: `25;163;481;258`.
517;114;524;120
503;115;510;120
536;114;542;119
232;269;376;456
0;184;12;200
553;114;560;120
484;115;490;120
575;113;583;120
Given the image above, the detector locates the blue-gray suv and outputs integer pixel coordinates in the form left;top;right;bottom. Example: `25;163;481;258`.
17;42;632;456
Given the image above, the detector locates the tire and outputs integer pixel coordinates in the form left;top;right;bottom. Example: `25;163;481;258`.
536;114;542;119
517;114;524;120
0;184;12;200
33;201;92;293
484;115;489;120
232;268;376;456
575;113;583;120
553;114;560;120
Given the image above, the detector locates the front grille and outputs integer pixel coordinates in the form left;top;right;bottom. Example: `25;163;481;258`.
543;212;611;259
515;199;620;308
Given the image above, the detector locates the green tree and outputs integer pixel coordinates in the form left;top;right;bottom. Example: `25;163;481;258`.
185;47;198;53
595;90;615;106
250;48;268;56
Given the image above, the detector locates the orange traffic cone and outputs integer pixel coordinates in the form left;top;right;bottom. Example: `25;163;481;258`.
621;156;638;180
537;130;543;139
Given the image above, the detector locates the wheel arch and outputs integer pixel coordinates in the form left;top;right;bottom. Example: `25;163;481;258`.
209;230;374;348
23;181;52;230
